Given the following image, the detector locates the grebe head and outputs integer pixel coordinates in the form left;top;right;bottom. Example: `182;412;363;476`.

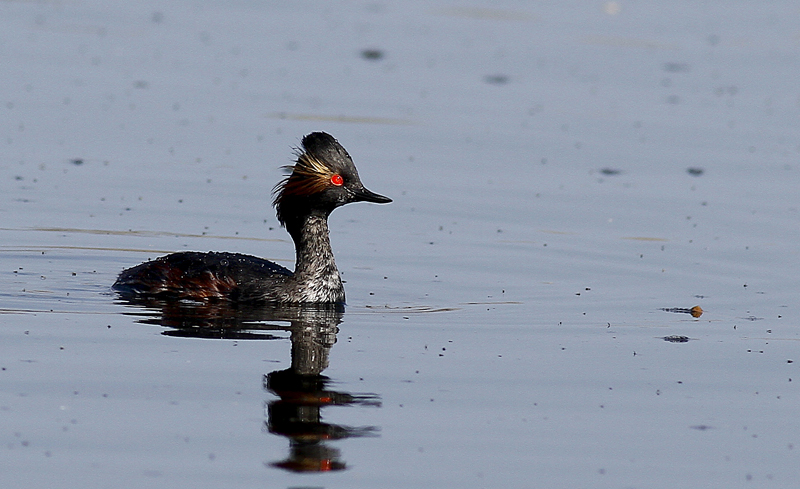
273;132;392;225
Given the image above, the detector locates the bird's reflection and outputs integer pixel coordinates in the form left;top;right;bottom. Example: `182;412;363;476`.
116;294;381;472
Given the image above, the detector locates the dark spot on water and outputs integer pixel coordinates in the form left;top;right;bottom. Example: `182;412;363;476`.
70;158;84;165
663;62;691;73
687;167;704;176
484;74;509;85
133;80;149;89
714;86;738;97
690;425;713;431
361;49;384;60
662;335;690;343
600;168;622;176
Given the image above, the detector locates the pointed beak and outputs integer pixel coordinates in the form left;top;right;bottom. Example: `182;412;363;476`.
352;186;392;204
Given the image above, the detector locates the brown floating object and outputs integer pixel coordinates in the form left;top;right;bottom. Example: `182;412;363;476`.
660;305;703;318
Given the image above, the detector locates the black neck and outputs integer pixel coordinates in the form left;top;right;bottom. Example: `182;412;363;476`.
282;214;344;303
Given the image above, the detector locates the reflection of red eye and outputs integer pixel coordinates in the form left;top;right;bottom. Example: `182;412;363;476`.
330;174;344;186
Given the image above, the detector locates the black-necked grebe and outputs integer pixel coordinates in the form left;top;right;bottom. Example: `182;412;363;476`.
113;132;391;303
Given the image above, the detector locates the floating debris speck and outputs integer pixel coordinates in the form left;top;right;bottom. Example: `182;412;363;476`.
361;49;384;61
663;62;691;73
660;306;703;318
484;74;509;85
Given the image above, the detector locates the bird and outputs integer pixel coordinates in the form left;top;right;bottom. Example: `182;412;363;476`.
113;132;391;304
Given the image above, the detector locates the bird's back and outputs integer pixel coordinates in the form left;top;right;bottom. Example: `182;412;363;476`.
113;251;292;301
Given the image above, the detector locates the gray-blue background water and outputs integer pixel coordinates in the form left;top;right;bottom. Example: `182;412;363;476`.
2;1;798;487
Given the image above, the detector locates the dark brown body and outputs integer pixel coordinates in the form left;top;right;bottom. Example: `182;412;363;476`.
114;251;292;301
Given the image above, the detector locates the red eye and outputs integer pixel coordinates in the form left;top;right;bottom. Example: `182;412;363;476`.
330;174;344;186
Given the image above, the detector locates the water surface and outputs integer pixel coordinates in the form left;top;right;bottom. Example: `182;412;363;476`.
1;1;799;487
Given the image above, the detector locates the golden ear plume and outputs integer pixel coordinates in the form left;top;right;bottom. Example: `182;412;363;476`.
272;151;336;221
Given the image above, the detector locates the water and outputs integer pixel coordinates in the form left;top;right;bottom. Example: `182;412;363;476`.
2;1;799;487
